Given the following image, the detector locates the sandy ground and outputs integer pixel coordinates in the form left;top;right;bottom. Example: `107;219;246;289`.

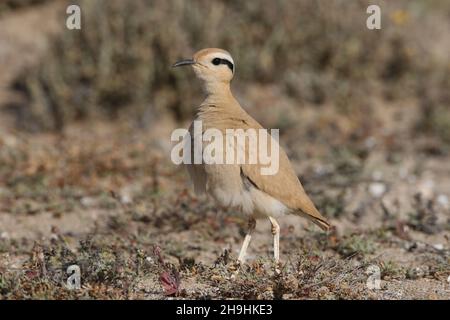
0;114;448;299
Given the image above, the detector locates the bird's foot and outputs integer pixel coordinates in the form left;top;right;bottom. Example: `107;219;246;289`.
228;260;242;279
273;261;282;275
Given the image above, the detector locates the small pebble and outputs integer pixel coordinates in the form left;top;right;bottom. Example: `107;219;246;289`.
120;194;132;204
369;182;386;198
437;194;449;208
80;197;96;207
418;179;434;198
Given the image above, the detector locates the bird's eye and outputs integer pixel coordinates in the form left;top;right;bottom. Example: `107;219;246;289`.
212;58;221;65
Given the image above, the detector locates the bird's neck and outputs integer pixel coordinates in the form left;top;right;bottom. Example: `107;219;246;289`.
202;81;235;105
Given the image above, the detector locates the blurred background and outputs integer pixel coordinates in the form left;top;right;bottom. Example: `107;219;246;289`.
0;0;449;299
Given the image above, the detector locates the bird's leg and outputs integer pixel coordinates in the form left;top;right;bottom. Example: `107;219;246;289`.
237;217;256;264
268;216;280;267
230;217;256;278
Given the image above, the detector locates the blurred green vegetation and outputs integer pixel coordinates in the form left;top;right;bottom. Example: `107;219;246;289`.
5;0;450;142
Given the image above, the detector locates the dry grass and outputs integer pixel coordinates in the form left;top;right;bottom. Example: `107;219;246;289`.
6;0;449;137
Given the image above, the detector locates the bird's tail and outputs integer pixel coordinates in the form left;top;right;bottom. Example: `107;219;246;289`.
297;210;330;231
295;198;331;231
308;213;330;231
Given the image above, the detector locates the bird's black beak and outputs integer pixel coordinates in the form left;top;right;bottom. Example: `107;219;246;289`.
172;59;195;68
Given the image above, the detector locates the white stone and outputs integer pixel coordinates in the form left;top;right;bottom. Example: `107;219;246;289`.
80;197;96;207
418;179;435;198
437;194;449;208
120;193;132;204
0;232;9;239
369;182;386;198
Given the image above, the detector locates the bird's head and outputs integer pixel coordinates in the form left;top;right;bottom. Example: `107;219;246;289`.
173;48;235;87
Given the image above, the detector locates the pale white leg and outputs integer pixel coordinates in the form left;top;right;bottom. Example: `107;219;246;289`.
268;216;280;263
237;217;256;264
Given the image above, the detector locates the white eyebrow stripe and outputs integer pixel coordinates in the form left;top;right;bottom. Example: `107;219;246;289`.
212;52;234;65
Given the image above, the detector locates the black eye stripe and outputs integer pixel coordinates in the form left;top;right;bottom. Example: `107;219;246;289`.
211;58;234;72
221;59;234;73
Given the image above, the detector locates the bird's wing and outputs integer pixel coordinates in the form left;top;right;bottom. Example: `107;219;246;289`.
237;114;330;230
195;102;329;230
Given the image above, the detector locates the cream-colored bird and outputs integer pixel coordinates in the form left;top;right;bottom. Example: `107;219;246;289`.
173;48;330;267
